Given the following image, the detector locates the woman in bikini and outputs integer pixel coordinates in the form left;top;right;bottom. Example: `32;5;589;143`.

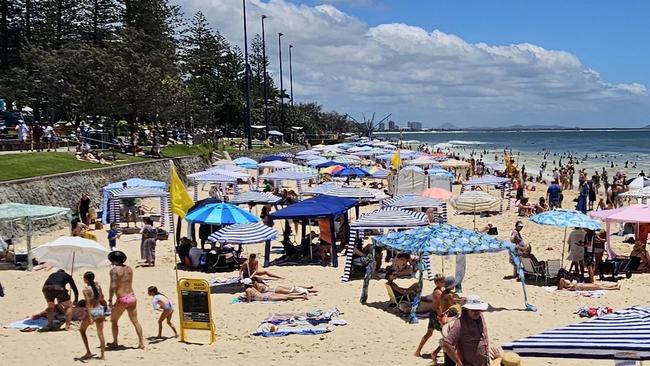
556;269;620;291
242;279;308;302
79;271;107;360
239;253;283;280
251;277;317;295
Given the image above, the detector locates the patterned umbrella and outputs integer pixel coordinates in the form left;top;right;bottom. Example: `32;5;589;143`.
230;191;281;205
366;166;390;178
333;156;361;165
321;165;345;175
281;165;319;175
208;222;277;244
449;191;500;212
529;209;601;230
232;157;258;169
321;150;339;158
185;203;259;225
621;186;650;199
529;208;601;266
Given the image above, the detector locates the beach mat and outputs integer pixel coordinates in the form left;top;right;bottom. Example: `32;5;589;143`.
4;317;50;331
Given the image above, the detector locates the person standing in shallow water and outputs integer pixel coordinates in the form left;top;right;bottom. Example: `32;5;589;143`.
107;251;145;350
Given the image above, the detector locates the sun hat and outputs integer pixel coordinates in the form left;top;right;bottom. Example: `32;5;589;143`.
490;352;526;366
462;294;488;311
107;250;127;264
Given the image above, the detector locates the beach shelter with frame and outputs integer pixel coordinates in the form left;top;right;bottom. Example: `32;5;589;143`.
269;195;359;268
108;186;174;233
341;207;431;282
361;223;536;323
0;203;72;270
590;204;650;259
101;178;166;224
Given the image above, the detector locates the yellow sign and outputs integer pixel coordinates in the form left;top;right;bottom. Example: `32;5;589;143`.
176;278;215;344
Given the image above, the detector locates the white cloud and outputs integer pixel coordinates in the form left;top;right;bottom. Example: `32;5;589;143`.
178;0;649;127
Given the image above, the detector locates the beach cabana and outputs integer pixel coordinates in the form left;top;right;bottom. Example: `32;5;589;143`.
230;191;281;206
232;157;258;169
341;207;429;282
361;224;535;323
108;186;174;233
0;203;72;270
258;160;296;169
590;204;650;259
189;174;238;200
269;195;359;267
101;178;166;223
503;306;650;363
461;175;512;211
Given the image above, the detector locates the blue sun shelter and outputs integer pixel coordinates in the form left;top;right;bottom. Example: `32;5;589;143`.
269;195;358;268
362;223;536;323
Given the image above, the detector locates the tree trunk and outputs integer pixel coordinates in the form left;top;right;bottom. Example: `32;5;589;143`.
1;0;8;70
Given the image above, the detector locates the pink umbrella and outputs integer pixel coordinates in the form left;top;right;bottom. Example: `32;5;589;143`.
590;204;650;258
421;188;453;200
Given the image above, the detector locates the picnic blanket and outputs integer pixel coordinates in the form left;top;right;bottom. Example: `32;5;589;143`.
543;286;606;298
252;308;347;337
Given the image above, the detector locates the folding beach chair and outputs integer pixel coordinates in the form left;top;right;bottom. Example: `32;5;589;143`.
384;283;411;309
545;260;562;286
521;257;544;283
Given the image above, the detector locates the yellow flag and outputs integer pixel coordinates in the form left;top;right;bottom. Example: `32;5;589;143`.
390;149;401;169
170;165;194;219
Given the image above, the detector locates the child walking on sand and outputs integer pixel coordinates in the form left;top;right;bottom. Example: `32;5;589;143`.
107;223;120;251
148;286;178;338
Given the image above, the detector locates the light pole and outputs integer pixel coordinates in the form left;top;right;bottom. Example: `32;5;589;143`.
278;32;285;139
242;0;253;149
289;44;294;107
261;15;269;141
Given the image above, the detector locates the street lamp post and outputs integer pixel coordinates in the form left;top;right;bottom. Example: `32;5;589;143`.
278;32;285;140
289;44;294;107
242;0;253;149
261;15;269;141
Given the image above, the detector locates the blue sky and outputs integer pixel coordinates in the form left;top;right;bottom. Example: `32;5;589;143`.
181;0;649;127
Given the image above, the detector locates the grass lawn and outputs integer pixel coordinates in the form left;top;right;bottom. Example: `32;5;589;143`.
0;152;145;182
161;144;212;158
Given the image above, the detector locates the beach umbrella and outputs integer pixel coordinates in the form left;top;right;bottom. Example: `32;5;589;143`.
185;203;259;225
321;150;338;158
407;156;439;166
333;155;361;165
306;158;329;167
259;170;316;181
232;157;258;169
430;152;448;161
208;222;277;245
352;207;428;229
296;149;321;156
400;165;424;173
282;166;319;175
316;160;346;169
421;188;453;200
427;166;453;177
322;186;374;199
332;166;371;178
296;154;321;162
31;236;110;275
302;182;339;195
383;194;445;210
321;165;345;175
258;160;296;169
230;191;281;205
450;191;501;229
192;173;237;183
312;144;329;150
259;155;287;162
529;209;601;266
440;159;471;168
366;166;390;179
503;306;650;361
621;186;650;200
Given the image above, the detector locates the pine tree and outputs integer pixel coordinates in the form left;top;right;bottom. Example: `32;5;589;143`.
79;0;121;45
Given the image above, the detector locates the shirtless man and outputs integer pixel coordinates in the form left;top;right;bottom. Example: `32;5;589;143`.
106;251;145;349
414;273;446;358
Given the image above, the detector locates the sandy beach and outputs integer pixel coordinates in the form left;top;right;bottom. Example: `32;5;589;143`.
0;176;646;366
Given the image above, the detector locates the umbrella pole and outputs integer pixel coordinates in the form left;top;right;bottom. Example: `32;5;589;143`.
71;251;76;277
561;227;567;268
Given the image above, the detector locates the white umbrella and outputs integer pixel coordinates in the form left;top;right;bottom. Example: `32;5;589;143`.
450;191;501;229
31;236;110;275
258;160;297;169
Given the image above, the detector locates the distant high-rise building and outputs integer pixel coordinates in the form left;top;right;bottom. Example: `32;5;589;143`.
388;120;397;131
407;121;423;130
377;122;386;131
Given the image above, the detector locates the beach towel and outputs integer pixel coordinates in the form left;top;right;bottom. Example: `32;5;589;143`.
252;324;332;337
209;277;241;286
543;286;606;298
231;297;277;305
4;317;50;330
263;308;341;325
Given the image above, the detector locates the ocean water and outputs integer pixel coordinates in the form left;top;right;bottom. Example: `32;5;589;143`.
376;129;650;177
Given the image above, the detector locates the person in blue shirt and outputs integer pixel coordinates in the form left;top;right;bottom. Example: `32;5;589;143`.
546;179;562;209
107;223;120;251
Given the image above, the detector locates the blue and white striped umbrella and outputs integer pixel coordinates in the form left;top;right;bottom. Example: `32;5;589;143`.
321;186;374;199
351;207;428;229
383;194;445;209
503;306;650;361
306;158;330;166
302;182;339;195
529;209;601;230
230;191;281;205
260;169;316;181
185;203;259;225
208;222;277;244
